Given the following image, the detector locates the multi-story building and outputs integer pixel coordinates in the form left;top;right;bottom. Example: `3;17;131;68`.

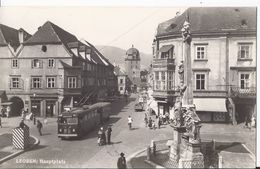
114;66;131;95
125;45;141;92
152;7;256;123
0;21;117;117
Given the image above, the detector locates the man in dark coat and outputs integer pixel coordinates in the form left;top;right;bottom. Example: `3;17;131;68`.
37;120;43;136
107;126;112;144
117;152;126;169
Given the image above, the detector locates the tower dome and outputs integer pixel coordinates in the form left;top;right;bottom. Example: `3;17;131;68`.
126;45;140;60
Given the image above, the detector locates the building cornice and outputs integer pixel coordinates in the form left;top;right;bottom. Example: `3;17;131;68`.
156;30;256;40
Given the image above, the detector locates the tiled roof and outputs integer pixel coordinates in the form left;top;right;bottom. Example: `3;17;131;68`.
0;24;31;49
83;40;114;67
25;21;77;45
157;7;256;36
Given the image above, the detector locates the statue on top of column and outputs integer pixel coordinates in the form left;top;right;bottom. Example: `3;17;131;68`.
181;21;191;44
177;61;187;97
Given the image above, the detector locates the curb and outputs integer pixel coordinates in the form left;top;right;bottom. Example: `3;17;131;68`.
144;159;165;169
0;135;40;164
126;148;146;169
126;148;168;169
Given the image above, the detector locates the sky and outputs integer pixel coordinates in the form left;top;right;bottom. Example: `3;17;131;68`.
0;6;187;54
1;0;259;54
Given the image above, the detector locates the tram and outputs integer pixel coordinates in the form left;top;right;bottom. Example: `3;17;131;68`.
57;102;111;139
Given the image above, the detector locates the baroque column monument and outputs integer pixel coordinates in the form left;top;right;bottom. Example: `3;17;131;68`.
169;19;204;168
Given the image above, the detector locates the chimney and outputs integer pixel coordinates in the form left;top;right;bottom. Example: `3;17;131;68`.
18;29;24;43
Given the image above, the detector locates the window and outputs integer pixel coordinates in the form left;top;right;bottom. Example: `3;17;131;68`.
168;71;174;90
31;77;42;89
195;74;206;90
154;72;160;90
161;51;169;59
11;77;20;88
120;79;123;84
120;87;123;91
48;58;55;68
196;46;206;59
238;44;252;59
47;77;55;88
12;59;18;68
240;73;250;89
161;71;166;90
68;77;77;88
32;59;42;68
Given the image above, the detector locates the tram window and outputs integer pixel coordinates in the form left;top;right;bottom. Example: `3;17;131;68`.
58;117;67;124
67;117;78;124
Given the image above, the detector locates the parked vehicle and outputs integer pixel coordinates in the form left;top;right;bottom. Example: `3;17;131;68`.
57;102;111;139
135;102;144;112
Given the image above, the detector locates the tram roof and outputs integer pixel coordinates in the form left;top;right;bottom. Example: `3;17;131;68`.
60;102;111;116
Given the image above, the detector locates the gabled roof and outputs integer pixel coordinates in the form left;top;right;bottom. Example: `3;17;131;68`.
83;40;114;67
24;21;78;45
114;66;126;76
157;7;256;37
0;24;31;49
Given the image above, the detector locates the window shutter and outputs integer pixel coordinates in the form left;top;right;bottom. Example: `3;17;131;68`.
20;78;23;89
31;60;34;68
8;78;11;89
31;78;33;89
238;50;241;59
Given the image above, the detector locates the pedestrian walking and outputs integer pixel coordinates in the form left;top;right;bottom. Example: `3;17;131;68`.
1;107;5;117
117;152;127;169
158;117;161;129
144;116;148;127
148;117;152;128
152;120;156;130
37;120;43;136
128;116;133;130
33;113;36;125
107;126;112;144
0;116;2;128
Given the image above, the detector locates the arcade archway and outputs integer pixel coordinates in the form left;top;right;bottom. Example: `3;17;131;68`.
9;96;24;116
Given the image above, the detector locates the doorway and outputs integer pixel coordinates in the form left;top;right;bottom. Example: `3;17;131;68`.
46;101;55;117
31;100;41;117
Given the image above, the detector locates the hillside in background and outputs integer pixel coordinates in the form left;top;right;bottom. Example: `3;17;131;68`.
96;45;153;70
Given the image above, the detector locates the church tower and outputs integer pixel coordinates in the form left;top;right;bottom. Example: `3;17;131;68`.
125;45;141;92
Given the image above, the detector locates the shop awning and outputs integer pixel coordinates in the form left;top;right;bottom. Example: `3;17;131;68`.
147;99;158;115
158;45;174;52
193;98;227;112
1;102;13;106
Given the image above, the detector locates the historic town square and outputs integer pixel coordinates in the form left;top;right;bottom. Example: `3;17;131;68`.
0;5;257;169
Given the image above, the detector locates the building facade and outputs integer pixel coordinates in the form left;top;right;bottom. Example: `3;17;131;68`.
0;21;117;117
152;7;256;123
125;45;141;92
114;66;131;95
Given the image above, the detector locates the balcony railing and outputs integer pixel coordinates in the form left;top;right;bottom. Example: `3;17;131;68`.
230;86;256;97
152;58;175;69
